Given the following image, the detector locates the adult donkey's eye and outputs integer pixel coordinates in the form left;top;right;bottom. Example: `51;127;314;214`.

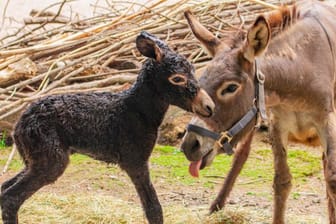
226;84;238;93
217;82;240;100
220;84;238;96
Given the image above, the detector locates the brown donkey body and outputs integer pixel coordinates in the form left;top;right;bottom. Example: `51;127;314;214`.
181;0;336;223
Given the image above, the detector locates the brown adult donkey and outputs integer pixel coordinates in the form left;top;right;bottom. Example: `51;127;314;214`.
181;0;336;223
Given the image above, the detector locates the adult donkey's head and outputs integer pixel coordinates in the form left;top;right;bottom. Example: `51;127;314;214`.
181;10;271;177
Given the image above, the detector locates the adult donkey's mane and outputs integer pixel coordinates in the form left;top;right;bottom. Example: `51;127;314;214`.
221;5;300;51
267;5;299;36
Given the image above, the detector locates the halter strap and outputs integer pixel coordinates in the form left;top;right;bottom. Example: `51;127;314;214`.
187;106;257;155
186;60;266;155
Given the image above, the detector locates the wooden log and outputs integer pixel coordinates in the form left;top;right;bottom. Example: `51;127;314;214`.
0;58;37;87
0;0;312;145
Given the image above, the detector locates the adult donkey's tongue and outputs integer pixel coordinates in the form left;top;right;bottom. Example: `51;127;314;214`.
189;160;202;178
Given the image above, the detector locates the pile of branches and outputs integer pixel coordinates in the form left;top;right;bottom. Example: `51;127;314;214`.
0;0;294;134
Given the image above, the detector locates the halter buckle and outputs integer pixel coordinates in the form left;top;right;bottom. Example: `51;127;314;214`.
216;131;232;148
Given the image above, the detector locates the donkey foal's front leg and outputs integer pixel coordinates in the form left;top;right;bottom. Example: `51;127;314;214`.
125;164;163;224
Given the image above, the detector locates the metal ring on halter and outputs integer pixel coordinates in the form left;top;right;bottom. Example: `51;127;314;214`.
216;131;233;149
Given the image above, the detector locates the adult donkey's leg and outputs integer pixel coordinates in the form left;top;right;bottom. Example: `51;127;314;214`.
320;112;336;224
124;163;163;224
270;119;292;224
209;131;254;213
323;153;336;224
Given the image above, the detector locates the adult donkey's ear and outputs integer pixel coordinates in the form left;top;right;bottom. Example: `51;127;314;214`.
184;10;228;57
136;31;164;62
243;16;271;63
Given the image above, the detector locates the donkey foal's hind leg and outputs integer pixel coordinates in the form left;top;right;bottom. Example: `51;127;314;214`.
1;170;26;193
1;149;69;224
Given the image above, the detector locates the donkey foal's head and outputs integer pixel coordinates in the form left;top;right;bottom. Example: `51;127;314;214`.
136;31;215;117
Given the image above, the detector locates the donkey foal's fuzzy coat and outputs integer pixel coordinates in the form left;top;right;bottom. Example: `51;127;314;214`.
0;31;214;224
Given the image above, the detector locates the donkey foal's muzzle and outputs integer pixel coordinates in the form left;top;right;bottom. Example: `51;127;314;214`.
192;89;215;117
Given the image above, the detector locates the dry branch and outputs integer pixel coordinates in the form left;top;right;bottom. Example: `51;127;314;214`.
0;0;295;134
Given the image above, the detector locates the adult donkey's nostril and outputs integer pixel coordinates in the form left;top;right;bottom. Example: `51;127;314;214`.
191;139;201;153
181;133;200;155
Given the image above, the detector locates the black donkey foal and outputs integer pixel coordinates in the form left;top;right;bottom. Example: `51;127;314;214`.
0;31;215;224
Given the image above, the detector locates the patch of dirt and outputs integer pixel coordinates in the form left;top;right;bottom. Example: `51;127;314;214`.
74;124;328;222
0;115;328;223
158;106;192;146
160;127;328;223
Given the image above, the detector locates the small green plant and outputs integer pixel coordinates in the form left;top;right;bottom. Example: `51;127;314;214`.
0;131;7;149
293;192;301;200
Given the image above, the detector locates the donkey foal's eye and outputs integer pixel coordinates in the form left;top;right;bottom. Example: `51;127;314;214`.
169;74;187;86
172;77;183;83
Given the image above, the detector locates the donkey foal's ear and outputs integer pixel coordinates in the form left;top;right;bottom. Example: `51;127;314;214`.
136;31;164;62
243;16;270;63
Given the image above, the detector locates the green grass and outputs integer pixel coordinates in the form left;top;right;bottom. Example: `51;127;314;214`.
0;145;321;183
0;145;321;189
151;145;321;188
0;143;323;224
0;131;7;149
0;144;322;193
0;147;24;171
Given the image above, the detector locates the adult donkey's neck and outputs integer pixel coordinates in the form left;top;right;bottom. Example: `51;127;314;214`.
258;10;335;110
